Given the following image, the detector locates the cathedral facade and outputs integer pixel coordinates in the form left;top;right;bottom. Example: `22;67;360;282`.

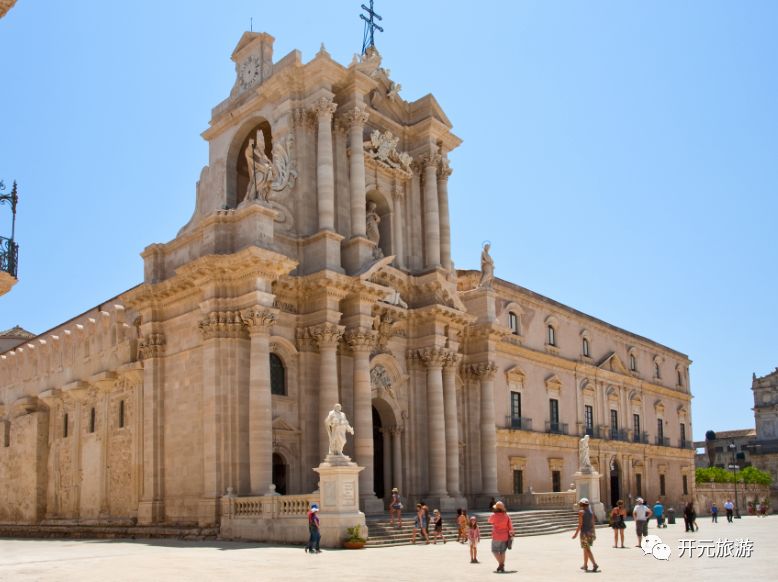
0;33;694;528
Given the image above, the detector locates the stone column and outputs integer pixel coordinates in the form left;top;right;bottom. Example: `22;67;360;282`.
313;96;338;232
442;354;461;496
392;183;406;269
137;332;166;524
419;347;448;497
437;158;453;270
346;105;369;238
422;154;442;268
311;323;345;461
242;307;277;495
345;327;377;499
473;361;499;497
391;426;403;492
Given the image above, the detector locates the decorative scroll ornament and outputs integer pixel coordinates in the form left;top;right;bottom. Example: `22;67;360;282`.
244;129;297;203
363;130;413;174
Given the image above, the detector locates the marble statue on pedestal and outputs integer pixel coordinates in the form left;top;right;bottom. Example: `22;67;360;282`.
579;434;593;473
479;242;494;288
325;403;354;457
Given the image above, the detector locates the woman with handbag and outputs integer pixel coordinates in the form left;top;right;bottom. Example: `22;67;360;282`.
487;501;514;573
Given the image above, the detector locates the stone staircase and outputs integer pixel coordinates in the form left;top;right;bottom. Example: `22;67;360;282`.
365;508;579;548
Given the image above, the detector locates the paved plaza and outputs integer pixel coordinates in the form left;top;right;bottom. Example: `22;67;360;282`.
0;516;772;581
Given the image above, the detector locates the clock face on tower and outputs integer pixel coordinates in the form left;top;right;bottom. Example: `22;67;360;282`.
239;56;261;89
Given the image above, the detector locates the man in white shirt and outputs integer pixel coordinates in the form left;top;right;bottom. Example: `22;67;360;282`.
632;498;653;547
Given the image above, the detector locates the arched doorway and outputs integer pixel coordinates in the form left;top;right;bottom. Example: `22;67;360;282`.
272;452;287;495
610;458;621;508
372;406;385;499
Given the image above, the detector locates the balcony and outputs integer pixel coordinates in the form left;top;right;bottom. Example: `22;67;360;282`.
0;235;18;278
609;429;629;442
655;436;670;447
545;421;568;435
582;425;601;438
679;439;694;450
505;416;533;431
633;431;649;444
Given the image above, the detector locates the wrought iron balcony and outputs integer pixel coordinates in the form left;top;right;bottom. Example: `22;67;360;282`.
655;436;670;447
679;439;694;450
609;429;629;442
582;425;601;438
505;416;532;431
0;236;18;278
545;421;568;435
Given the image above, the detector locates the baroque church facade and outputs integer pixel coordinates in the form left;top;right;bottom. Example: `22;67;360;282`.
0;32;694;527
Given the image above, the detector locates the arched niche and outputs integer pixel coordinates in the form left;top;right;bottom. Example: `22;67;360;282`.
226;117;273;208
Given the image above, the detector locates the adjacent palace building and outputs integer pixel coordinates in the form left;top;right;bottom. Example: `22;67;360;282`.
0;32;694;528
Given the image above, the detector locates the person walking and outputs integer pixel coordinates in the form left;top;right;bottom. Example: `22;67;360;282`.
688;502;698;532
632;498;652;548
653;500;665;528
457;508;468;544
610;500;627;548
468;515;481;564
711;502;719;523
431;509;446;544
488;501;514;573
305;503;321;554
724;499;734;523
410;503;430;544
573;498;600;573
389;487;403;528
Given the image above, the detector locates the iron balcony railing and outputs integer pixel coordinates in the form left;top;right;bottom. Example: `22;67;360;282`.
0;236;18;278
545;421;568;435
633;431;649;444
609;429;629;442
505;416;533;431
582;425;601;438
679;439;694;450
655;436;670;447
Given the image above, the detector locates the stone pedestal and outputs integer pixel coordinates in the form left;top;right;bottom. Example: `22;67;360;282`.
301;230;344;274
573;470;606;521
342;236;376;275
313;455;367;547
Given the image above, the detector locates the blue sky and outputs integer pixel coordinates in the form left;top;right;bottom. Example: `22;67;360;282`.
1;1;776;441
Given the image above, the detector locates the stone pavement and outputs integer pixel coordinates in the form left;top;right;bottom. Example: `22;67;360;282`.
0;516;771;581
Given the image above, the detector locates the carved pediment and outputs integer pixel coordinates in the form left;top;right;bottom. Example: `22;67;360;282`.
545;374;563;392
505;365;526;384
598;352;629;376
272;416;299;434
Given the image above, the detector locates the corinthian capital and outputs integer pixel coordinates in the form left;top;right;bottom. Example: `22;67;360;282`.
312;96;338;120
438;157;453;180
469;361;498;380
138;333;165;360
240;307;277;335
422;152;442;170
309;322;345;349
417;346;452;369
343;104;370;128
345;327;377;352
199;310;246;340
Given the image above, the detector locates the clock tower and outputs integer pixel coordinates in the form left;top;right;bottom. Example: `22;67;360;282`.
231;32;274;96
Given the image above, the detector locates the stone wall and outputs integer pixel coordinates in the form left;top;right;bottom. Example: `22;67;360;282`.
0;410;48;522
694;482;770;515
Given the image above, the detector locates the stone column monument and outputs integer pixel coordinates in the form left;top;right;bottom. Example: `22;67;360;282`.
573;435;605;521
313;404;367;547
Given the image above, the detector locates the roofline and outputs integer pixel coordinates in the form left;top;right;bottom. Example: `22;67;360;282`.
458;270;690;361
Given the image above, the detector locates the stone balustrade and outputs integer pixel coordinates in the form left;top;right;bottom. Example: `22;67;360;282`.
223;493;319;520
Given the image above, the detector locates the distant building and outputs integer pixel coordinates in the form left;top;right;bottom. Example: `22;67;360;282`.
751;368;778;507
0;326;34;353
694;428;756;470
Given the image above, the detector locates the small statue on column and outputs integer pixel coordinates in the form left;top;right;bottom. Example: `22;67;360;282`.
579;434;593;473
479;242;494;289
325;403;355;457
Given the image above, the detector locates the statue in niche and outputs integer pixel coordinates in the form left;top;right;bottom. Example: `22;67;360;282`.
366;201;384;259
243;129;297;203
479;242;494;289
325;403;354;457
579;434;593;473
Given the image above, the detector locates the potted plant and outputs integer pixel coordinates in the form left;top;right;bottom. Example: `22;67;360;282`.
343;524;367;549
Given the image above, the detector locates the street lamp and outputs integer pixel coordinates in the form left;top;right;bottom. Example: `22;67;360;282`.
728;441;741;519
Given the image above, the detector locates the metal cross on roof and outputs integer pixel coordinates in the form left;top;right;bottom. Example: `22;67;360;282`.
360;0;383;54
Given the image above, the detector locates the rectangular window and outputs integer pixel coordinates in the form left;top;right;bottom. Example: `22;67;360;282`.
509;312;519;335
548;398;559;432
657;419;664;442
89;408;96;434
636;474;642;497
552;470;561;493
682;475;688;495
610;409;619;435
63;413;69;438
3;422;9;448
680;423;686;447
660;474;666;496
584;405;593;433
633;414;641;441
513;470;523;495
510;391;521;420
119;400;125;429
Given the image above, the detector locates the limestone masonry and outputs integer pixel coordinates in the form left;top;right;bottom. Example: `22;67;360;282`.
0;32;694;532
